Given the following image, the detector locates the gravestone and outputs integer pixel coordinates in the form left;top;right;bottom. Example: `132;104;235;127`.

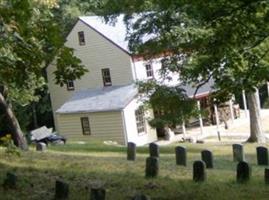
233;144;245;162
256;146;269;165
175;146;187;166
36;142;47;151
193;160;206;182
127;142;136;161
132;194;151;200
265;168;269;184
201;150;214;169
3;172;17;189
90;187;106;200
55;180;69;199
145;157;159;178
236;161;251;183
149;143;159;158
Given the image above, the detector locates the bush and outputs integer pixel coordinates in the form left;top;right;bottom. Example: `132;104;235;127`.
0;134;21;156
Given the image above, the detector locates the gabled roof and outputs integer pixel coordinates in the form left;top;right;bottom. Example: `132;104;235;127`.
56;84;138;114
79;15;130;53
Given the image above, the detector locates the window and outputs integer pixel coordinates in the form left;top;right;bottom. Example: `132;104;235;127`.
78;31;85;45
81;117;91;135
145;64;154;78
102;68;112;86
135;107;146;134
66;80;75;91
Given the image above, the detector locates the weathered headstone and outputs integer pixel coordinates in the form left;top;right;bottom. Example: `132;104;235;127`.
145;157;159;178
236;161;251;183
149;143;159;158
127;142;136;161
201;150;214;169
55;180;69;199
193;160;206;182
36;142;47;151
175;146;187;166
3;172;17;189
90;187;106;200
233;144;245;162
132;194;151;200
256;146;269;165
264;168;269;184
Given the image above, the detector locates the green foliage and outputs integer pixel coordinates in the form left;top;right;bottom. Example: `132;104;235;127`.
54;47;88;86
101;0;269;99
138;81;198;128
0;0;87;104
0;134;21;156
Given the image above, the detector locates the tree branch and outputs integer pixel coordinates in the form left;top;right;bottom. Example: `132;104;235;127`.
193;73;213;98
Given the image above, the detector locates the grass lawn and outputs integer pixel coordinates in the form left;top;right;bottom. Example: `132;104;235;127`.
1;141;269;200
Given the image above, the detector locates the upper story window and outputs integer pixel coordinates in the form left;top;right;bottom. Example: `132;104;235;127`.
102;68;112;86
145;64;154;78
66;80;75;91
135;107;146;135
80;117;91;135
78;31;85;46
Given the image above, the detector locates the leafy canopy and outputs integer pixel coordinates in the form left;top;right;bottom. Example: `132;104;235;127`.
99;0;269;129
102;0;269;95
0;0;88;105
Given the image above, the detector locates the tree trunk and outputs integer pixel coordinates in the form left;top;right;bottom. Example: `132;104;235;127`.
0;92;28;150
32;102;38;129
246;90;266;143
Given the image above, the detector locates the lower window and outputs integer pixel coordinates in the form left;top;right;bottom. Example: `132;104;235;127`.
81;117;91;135
135;107;146;134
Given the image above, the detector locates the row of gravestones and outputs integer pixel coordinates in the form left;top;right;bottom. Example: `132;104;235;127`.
2;173;150;200
128;142;269;182
128;143;269;166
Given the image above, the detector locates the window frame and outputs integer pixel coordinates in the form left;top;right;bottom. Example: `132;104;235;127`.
145;63;154;78
78;31;85;46
101;68;112;87
135;107;146;135
80;117;91;135
66;80;75;91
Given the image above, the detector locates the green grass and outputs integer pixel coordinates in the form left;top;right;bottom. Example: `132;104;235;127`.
1;141;269;199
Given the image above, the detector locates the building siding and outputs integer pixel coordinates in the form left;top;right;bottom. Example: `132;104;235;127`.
133;58;180;86
47;20;134;130
123;98;157;146
57;111;125;144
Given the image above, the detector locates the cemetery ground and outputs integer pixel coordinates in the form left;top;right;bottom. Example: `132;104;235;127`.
1;141;269;199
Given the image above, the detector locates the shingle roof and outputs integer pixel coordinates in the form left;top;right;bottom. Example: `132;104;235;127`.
56;84;138;114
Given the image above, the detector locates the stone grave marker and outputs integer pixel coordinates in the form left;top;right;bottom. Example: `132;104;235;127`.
264;168;269;184
145;157;159;178
201;150;214;169
127;142;136;161
193;160;206;182
55;180;69;199
149;143;159;158
233;144;245;162
36;142;47;151
236;161;251;183
256;146;269;165
3;172;17;189
175;146;187;166
90;187;106;200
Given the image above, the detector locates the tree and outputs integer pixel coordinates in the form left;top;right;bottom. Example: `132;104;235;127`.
0;0;88;149
138;80;198;136
100;0;269;143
